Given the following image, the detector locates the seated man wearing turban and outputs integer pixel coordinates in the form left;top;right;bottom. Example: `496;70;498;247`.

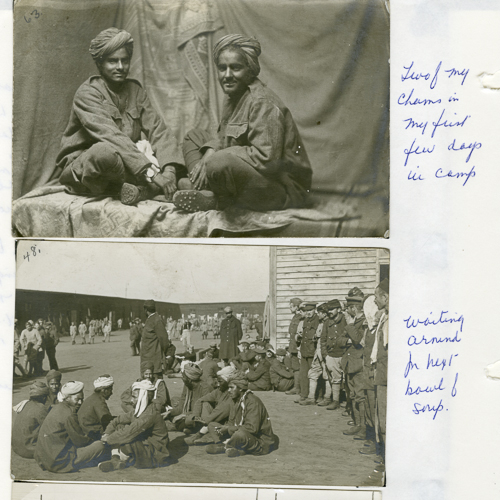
121;361;171;414
12;381;51;459
184;365;237;446
45;369;62;408
34;381;107;472
78;375;115;440
99;380;170;472
58;28;185;206
164;361;212;433
173;34;312;213
205;372;279;457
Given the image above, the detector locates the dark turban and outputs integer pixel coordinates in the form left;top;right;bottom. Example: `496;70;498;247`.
183;362;203;381
46;370;62;383
140;360;155;374
213;34;261;77
30;381;50;398
89;27;134;62
228;371;249;390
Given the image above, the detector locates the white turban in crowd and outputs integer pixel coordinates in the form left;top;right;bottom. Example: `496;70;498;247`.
132;380;155;417
89;27;134;62
213;34;261;77
217;365;237;382
94;375;114;390
58;381;84;402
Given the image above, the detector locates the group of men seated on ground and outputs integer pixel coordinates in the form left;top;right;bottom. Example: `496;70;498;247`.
11;357;279;473
56;27;312;213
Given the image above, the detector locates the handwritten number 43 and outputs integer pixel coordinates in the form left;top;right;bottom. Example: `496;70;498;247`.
24;10;41;23
23;246;40;262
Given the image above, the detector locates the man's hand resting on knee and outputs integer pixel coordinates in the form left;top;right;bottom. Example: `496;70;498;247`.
153;169;177;201
190;148;215;190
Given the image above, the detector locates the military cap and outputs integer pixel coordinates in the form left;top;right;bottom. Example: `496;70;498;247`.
347;287;365;298
254;347;266;355
224;306;233;313
143;299;155;308
346;295;364;305
317;303;329;313
300;302;317;311
276;348;287;356
327;299;342;310
239;339;250;345
289;298;303;306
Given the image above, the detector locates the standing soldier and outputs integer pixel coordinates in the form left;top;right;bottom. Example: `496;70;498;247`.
287;298;303;355
141;300;170;380
129;318;142;356
320;299;347;410
296;302;320;403
219;307;243;364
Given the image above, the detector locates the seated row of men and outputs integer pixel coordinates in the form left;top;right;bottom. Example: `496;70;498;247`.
12;361;279;472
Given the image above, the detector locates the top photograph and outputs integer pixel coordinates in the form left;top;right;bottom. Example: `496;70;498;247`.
12;0;389;238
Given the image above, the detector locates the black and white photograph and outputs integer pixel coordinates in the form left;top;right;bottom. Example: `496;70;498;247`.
11;0;389;238
11;240;389;487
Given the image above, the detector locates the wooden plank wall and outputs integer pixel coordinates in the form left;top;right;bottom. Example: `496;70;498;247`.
271;247;383;349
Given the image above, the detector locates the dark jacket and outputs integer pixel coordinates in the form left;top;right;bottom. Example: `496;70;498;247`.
299;314;320;358
35;401;94;473
57;76;184;181
228;391;279;455
170;380;213;417
12;400;50;459
288;313;302;351
77;391;113;440
104;405;169;467
205;78;312;204
141;313;170;374
192;388;233;424
247;358;272;391
198;356;220;389
321;313;347;358
269;358;294;387
341;314;366;374
219;316;243;360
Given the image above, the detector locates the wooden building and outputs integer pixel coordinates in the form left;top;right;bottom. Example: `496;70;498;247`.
269;247;389;349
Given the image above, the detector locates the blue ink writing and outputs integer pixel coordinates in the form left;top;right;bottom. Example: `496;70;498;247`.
403;311;465;332
408;331;461;346
398;88;442;106
405;378;445;396
408;168;424;181
435;165;476;186
444;67;469;86
403;117;428;136
404;351;419;378
413;400;444;420
404;139;435;166
447;139;481;162
431;109;471;139
427;353;458;370
451;373;458;397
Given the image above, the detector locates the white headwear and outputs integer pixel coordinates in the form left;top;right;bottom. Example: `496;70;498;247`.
217;365;237;382
132;380;155;417
94;375;114;389
60;381;84;399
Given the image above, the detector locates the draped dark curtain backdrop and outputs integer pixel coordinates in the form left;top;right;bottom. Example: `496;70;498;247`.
13;0;389;200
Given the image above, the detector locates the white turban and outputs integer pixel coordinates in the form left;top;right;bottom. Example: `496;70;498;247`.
217;366;237;382
132;380;155;417
60;381;84;399
94;375;114;389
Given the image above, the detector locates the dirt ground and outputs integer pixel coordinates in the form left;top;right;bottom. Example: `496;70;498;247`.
11;328;382;487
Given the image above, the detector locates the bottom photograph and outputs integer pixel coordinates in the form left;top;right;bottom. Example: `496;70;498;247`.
11;241;389;488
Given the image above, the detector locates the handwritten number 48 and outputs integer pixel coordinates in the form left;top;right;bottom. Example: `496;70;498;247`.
24;10;41;23
23;246;40;262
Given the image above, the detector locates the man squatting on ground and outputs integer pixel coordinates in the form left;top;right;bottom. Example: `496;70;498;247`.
174;34;312;213
58;29;312;214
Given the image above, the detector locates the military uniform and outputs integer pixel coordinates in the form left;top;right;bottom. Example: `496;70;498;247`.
218;315;243;360
298;313;320;399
